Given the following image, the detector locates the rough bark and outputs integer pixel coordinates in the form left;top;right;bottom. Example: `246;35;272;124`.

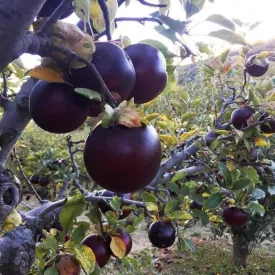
0;78;36;165
232;228;249;267
0;0;47;71
0;226;36;275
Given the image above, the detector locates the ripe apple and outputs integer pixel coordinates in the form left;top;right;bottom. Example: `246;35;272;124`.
222;207;248;227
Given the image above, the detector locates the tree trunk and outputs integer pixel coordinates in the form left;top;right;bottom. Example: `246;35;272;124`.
232;228;249;267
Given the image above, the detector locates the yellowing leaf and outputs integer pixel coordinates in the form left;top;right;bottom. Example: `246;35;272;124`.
209;215;223;223
146;202;159;212
2;210;22;231
75;244;96;274
227;198;235;205
255;51;270;59
115;107;142;128
255;136;271;148
226;160;236;171
179;129;200;143
90;0;118;32
159;134;177;146
266;89;275;102
110;236;126;259
27;66;65;83
143;113;160;121
202;193;210;198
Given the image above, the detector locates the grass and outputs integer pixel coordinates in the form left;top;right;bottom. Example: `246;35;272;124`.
161;243;275;275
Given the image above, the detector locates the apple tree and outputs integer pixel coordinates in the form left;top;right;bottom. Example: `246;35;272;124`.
1;0;275;274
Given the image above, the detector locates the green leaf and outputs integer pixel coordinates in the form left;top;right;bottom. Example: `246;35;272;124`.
218;162;232;186
239;166;259;184
181;90;190;103
35;244;46;269
205;14;235;31
154;25;180;43
41;230;58;252
60;193;87;232
145;202;158;212
204;192;224;210
171;170;186;182
164;199;178;215
191;209;209;226
196;41;211;55
183;238;196;252
43;266;59;275
249;90;261;106
232;178;252;191
74;88;102;101
86;205;101;224
90;263;101;275
75;244;96;274
70;222;90;245
142;191;157;203
166;182;180;194
191;98;202;107
101;104;115;128
181;112;196;122
139;39;178;58
109;196;121;212
154;14;187;35
208;29;247;45
248;201;265;215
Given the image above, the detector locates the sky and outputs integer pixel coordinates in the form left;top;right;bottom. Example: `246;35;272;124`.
20;0;275;68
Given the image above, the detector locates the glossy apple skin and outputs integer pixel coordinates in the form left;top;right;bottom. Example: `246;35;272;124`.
70;42;136;102
99;190;132;219
81;234;111;268
83;124;162;193
222;207;249;227
38;0;74;19
110;228;132;257
148;221;176;249
231;107;255;130
189;201;203;210
29;81;89;134
125;43;167;104
245;55;269;77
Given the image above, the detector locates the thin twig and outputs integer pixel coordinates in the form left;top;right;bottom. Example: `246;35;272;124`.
98;0;112;40
66;136;86;195
50;45;116;108
13;148;46;204
241;70;247;94
137;0;167;7
2;72;7;97
38;0;73;34
115;17;163;26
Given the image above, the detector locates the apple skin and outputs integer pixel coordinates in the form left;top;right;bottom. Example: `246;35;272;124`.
29;81;89;134
148;221;176;249
231;107;255;130
99;190;132;219
70;42;136;102
222;207;249;227
83;124;162;194
81;234;111;268
110;228;132;257
124;43;167;104
245;55;269;77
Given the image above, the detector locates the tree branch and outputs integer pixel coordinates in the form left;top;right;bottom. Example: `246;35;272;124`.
38;0;73;34
115;17;163;26
0;0;47;71
98;0;112;40
149;131;217;187
0;78;37;166
49;45;117;108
